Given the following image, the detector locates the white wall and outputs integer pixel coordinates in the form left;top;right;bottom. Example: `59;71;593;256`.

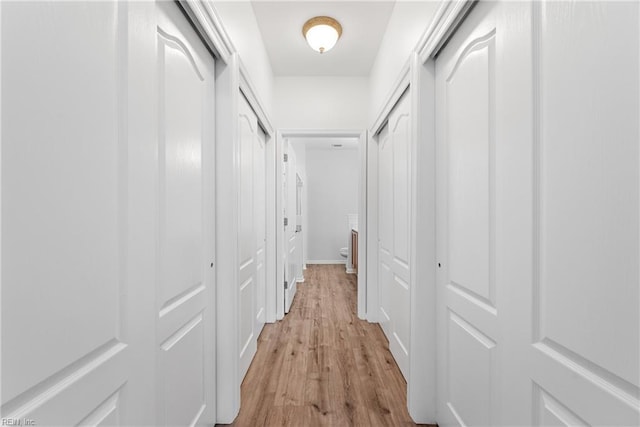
368;1;439;124
212;1;274;113
305;147;359;262
275;76;368;129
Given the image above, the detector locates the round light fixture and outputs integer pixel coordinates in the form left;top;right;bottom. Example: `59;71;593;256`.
302;16;342;54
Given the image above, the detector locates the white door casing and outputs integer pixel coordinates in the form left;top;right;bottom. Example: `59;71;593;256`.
1;1;216;425
435;1;640;426
377;91;412;380
357;131;368;320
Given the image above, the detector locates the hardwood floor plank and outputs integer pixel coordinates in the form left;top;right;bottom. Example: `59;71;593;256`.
274;320;308;406
222;264;435;427
330;347;370;426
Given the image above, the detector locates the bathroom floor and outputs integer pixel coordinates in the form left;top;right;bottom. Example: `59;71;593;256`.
226;264;434;426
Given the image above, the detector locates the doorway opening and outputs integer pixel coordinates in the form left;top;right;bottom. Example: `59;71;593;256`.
275;130;367;320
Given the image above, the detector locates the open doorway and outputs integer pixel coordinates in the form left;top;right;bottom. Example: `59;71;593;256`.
276;130;367;320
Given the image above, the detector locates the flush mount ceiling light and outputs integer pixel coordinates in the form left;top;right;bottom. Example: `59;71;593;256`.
302;16;342;54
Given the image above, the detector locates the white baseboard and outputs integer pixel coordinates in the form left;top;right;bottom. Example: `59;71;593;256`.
346;267;356;274
307;260;346;265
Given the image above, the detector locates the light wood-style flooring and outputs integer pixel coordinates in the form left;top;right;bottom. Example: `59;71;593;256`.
226;264;434;426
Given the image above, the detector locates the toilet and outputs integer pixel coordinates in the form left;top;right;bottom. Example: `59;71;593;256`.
339;247;348;258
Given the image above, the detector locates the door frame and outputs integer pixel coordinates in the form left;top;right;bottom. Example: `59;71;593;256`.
275;129;367;320
366;0;474;423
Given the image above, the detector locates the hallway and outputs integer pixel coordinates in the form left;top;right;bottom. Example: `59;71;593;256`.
230;265;430;426
2;1;639;425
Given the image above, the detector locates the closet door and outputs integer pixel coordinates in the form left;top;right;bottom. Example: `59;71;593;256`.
522;2;639;425
237;93;268;379
1;2;216;425
254;127;267;335
378;91;411;379
435;1;639;426
435;3;503;425
238;94;259;379
2;3;135;424
155;2;216;425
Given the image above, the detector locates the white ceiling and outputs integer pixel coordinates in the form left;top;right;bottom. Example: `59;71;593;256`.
251;1;396;76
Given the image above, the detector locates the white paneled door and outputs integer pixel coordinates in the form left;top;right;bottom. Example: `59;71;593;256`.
295;173;304;282
284;142;299;313
255;127;267;336
237;94;266;380
2;3;132;424
2;2;216;425
156;2;215;425
378;91;411;379
435;1;639;426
